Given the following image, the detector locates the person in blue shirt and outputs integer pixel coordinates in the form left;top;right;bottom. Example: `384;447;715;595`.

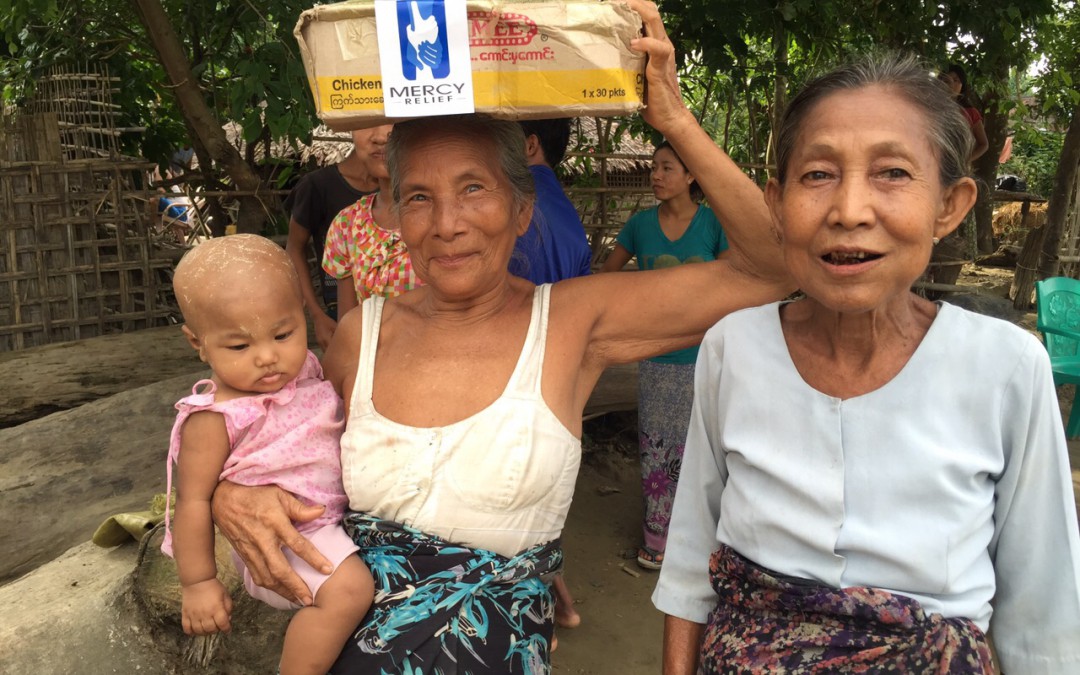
601;140;728;571
509;119;593;285
507;118;590;639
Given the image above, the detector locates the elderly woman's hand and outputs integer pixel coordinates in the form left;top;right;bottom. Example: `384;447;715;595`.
626;0;696;138
211;481;332;606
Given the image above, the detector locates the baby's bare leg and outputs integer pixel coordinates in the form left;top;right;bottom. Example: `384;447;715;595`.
279;555;374;675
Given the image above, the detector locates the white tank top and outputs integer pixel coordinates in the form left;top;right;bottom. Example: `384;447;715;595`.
340;284;582;557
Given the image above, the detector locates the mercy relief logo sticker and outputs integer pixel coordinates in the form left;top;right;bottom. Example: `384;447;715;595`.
375;0;474;117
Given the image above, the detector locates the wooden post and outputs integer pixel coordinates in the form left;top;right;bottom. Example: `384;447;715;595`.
598;117;609;246
1010;223;1046;309
1064;177;1080;278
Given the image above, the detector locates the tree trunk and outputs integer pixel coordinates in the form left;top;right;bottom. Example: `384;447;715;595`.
131;0;267;235
769;20;788;171
723;88;734;152
185;131;229;237
972;64;1009;255
973;110;1006;254
744;84;760;169
1038;104;1080;279
1010;222;1046;309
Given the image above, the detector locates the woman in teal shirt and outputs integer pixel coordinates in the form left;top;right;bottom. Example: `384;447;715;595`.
601;141;728;570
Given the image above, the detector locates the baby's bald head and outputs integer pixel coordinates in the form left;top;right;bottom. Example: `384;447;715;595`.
173;234;302;334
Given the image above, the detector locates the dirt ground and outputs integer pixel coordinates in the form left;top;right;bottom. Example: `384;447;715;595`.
3;263;1079;673
552;419;665;672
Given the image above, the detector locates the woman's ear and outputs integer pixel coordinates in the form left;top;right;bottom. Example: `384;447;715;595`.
934;176;978;241
764;178;785;244
515;196;534;237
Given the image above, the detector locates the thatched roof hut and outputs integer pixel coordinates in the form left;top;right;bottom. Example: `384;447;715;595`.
219;122;351;168
219;118;654;180
298;126;354;165
563;117;653;179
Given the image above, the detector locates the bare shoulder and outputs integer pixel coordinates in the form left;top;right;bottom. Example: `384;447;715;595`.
177;410;231;466
323;304;364;396
180;409;228;441
548;276;610;344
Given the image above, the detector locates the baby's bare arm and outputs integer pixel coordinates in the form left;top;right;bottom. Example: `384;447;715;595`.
173;411;231;588
174;411;235;634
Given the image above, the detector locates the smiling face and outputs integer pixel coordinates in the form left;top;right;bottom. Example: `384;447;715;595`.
765;85;975;315
394;123;533;299
650;146;694;202
175;235;308;398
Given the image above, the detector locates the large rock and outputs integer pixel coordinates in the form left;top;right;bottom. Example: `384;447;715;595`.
0;372;204;582
0;539;288;674
0;325;204;427
0;541;160;673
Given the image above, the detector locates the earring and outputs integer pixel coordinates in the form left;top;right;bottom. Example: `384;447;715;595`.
932;237;940;245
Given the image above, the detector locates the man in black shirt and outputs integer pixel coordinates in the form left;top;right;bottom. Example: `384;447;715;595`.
284;129;383;349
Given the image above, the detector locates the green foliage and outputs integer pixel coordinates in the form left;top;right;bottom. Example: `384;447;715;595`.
1;0;59;56
1031;1;1080;119
1;0;317;171
3;0;1072;208
655;0;1055;179
260;211;291;238
1001;124;1065;197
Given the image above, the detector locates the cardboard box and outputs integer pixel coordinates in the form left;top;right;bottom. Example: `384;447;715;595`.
294;0;645;130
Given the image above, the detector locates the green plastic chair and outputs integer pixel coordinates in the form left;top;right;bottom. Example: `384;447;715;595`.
1035;277;1080;439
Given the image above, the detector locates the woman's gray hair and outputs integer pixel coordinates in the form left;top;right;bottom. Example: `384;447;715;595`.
385;114;535;208
775;53;973;187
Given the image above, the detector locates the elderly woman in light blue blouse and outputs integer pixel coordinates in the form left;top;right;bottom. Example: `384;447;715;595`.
654;54;1080;674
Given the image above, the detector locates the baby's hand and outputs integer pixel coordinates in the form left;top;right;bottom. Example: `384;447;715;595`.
181;578;234;635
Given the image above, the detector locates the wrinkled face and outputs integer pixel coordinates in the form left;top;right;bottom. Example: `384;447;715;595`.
765;86;971;315
184;278;308;397
395;127;532;299
650;147;693;201
353;124;394;180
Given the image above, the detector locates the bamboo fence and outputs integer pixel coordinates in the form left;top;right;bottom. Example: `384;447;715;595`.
0;66;172;351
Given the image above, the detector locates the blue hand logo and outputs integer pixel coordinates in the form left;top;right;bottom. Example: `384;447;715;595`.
405;1;443;72
398;0;451;80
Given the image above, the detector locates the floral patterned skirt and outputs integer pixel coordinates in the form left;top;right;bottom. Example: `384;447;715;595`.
700;545;994;674
637;359;696;554
329;513;562;674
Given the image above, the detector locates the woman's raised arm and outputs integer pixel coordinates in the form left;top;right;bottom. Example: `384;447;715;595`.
561;1;792;368
626;0;785;285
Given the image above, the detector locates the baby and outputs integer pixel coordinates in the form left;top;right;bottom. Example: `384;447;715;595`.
162;234;372;674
